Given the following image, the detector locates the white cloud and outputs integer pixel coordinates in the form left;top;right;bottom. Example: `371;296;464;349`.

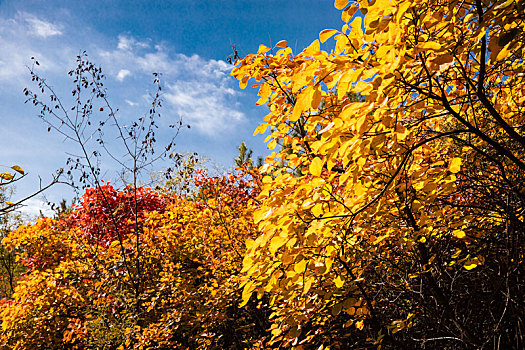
18;198;54;220
117;35;133;50
116;69;131;81
164;81;245;136
98;35;246;135
117;34;149;51
0;10;247;135
26;16;62;38
0;12;71;89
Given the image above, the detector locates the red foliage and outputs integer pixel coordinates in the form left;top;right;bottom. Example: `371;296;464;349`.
193;168;261;208
66;184;167;247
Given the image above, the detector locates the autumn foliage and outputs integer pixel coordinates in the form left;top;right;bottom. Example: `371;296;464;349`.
0;170;268;349
69;184;167;246
230;0;525;348
2;0;525;349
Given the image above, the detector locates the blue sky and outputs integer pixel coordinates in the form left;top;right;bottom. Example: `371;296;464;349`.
0;0;343;216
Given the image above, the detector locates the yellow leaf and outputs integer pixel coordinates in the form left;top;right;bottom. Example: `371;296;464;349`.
494;0;515;10
463;259;479;270
239;76;249;89
350;16;363;38
304;39;320;55
286;237;297;248
449;157;462;173
355;320;364;330
375;45;391;59
342;5;358;22
495;44;510;61
310;157;324;177
257;44;271;54
324;252;334;269
320;29;339;43
240;281;255;307
355;115;367;133
319;121;335;135
395;124;409;140
303;277;313;294
354;80;371;94
0;172;14;181
245;239;255;250
334;0;349;10
294;259;307;274
451;249;462;259
269;235;287;254
258;83;271;100
464;256;484;270
275;40;288;48
267;139;277;149
262;176;273;184
311;203;323;217
253;123;268;136
10;165;24;175
420;42;441;51
311;88;322;109
396;2;412;21
453;230;466;239
334;275;344;288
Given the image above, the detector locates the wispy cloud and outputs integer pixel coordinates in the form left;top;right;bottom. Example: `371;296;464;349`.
98;35;246;135
0;11;247;135
116;69;131;82
116;35;149;51
18;198;54;220
164;79;244;136
26;15;62;38
0;12;70;90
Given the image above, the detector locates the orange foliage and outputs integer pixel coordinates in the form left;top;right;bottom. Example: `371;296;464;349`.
1;169;268;349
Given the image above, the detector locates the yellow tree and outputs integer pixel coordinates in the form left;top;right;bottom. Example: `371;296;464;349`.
0;165;60;300
233;0;525;348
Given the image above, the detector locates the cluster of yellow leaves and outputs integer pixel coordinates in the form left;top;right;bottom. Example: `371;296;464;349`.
0;166;24;209
3;218;75;270
0;166;23;183
232;0;524;347
129;195;262;349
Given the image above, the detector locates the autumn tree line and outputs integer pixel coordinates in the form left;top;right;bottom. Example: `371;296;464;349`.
0;0;524;348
